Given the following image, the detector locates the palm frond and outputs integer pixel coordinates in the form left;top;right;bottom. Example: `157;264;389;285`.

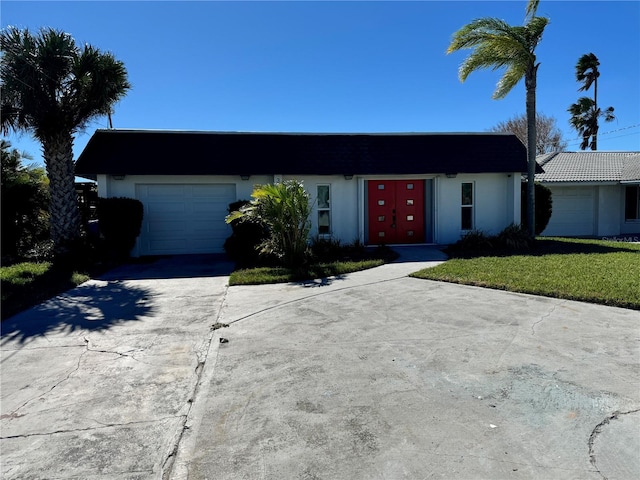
525;0;540;21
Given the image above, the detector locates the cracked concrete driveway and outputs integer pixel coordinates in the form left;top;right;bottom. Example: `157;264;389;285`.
1;248;639;479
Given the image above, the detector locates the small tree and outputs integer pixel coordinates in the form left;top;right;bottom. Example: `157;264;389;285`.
226;180;311;268
1;140;50;259
491;112;567;154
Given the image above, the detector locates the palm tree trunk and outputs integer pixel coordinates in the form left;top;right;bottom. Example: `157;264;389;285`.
525;67;538;237
592;75;598;150
42;133;81;252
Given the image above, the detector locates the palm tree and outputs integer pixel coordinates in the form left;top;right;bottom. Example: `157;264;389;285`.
447;0;549;237
568;53;614;150
226;180;312;268
1;27;130;253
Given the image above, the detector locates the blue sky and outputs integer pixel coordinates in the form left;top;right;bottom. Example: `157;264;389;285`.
2;0;639;168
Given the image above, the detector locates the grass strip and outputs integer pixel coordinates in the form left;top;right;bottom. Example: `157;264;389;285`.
1;262;90;320
229;259;384;285
410;238;640;310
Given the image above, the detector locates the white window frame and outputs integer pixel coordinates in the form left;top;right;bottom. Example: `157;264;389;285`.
317;184;331;236
461;182;474;231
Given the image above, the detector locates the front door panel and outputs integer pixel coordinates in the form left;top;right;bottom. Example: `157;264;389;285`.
368;180;424;244
395;180;424;243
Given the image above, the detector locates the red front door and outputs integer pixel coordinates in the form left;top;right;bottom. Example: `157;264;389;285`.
368;180;425;244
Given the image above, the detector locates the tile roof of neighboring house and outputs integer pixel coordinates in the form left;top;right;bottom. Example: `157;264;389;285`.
535;151;640;183
75;129;529;178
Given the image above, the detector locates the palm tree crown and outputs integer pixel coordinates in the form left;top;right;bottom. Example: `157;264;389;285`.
446;0;549;237
1;26;130;251
568;53;614;150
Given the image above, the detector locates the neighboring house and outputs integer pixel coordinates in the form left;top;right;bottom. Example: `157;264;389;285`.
536;151;640;238
75;130;528;256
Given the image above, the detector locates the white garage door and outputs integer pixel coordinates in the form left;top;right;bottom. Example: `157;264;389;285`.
542;186;595;237
136;184;236;255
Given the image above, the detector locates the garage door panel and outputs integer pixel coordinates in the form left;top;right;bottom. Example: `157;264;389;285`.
136;183;236;255
192;184;235;198
148;220;186;233
542;186;595;236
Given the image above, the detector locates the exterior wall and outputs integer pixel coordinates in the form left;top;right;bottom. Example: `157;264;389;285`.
436;173;520;245
281;175;360;242
97;172;522;253
101;174;272;200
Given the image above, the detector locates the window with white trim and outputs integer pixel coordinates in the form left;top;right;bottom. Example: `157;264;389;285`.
461;182;474;230
625;185;640;221
317;185;331;235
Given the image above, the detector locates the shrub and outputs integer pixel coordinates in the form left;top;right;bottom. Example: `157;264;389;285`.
495;224;534;251
310;236;344;262
224;200;269;267
450;230;493;254
521;182;553;235
226;181;312;268
97;197;144;259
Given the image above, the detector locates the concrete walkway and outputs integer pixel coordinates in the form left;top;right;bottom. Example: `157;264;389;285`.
1;248;639;479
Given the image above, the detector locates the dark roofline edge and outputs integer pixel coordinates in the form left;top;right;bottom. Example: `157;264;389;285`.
90;128;518;137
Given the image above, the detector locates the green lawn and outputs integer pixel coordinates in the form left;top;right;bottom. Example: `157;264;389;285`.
229;259;385;285
1;262;90;320
410;238;640;310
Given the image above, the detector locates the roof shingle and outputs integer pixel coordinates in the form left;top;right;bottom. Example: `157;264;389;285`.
535;151;640;183
75;129;528;177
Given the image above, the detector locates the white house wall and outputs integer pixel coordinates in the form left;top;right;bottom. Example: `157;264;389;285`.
99;172;522;254
436;173;520;244
281;175;360;243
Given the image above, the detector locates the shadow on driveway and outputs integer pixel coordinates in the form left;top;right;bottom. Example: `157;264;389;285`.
1;254;234;347
0;280;153;346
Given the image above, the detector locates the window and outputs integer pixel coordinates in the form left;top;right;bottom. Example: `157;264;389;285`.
317;185;331;235
461;182;474;230
625;185;640;221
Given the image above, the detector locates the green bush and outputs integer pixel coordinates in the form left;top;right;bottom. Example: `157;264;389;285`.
310;236;344;262
223;200;270;267
226;181;312;268
97;197;144;259
521;182;553;235
495;224;534;251
1;141;50;261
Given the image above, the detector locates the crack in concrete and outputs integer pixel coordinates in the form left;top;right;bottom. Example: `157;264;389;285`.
6;345;88;418
0;415;185;440
161;284;229;480
83;336;146;360
531;301;563;335
588;408;640;479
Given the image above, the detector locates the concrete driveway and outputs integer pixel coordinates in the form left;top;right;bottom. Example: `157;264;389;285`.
1;249;639;479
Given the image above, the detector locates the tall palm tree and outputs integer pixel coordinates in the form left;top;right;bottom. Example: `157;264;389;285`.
1;27;130;253
447;0;549;237
568;53;614;150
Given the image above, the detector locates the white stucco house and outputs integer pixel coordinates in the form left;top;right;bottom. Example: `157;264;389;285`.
536;152;640;238
75;130;529;256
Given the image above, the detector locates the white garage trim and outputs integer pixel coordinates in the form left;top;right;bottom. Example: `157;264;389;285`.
542;186;596;237
136;183;236;255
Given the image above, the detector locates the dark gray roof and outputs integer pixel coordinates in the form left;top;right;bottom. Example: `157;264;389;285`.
535;152;640;183
75;129;528;178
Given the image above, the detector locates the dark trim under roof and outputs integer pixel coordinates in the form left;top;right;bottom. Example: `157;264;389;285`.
75;129;529;177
